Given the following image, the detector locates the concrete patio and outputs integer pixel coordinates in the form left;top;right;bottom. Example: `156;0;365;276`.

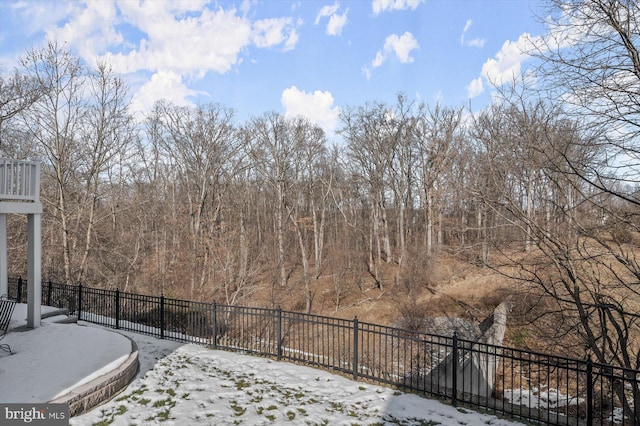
0;304;139;416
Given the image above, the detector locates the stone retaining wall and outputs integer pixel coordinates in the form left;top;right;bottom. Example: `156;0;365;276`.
50;334;139;417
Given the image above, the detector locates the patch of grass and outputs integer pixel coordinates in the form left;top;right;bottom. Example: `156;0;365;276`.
266;405;278;411
133;386;148;395
327;401;344;413
181;392;190;399
152;398;175;409
115;405;127;415
297;408;307;415
358;386;366;391
256;406;264;415
156;409;170;422
286;410;296;420
138;398;151;406
235;378;251;390
91;419;114;426
265;414;276;421
231;401;246;417
166;388;176;397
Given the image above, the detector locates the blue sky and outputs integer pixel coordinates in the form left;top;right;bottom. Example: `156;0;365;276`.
0;0;547;139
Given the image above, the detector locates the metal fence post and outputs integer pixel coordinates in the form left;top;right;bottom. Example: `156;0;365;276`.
212;302;217;349
452;332;458;407
353;316;359;381
47;280;52;306
115;288;120;329
17;276;22;303
277;307;282;361
160;294;165;340
586;359;593;425
77;284;83;322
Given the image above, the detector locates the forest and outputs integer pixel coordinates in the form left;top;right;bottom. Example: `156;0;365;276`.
0;0;639;372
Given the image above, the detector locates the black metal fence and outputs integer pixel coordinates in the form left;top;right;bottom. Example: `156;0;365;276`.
7;277;640;425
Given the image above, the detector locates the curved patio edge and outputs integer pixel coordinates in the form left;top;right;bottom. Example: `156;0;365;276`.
50;333;140;417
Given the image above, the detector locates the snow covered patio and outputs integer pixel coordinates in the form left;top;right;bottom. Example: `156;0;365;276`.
0;304;524;425
0;304;138;414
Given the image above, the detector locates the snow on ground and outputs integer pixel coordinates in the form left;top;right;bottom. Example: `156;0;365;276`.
72;325;525;426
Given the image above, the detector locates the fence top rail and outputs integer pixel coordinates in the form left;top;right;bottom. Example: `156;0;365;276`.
281;309;356;325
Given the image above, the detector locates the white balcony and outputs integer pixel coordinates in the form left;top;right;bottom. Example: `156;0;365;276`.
0;158;41;214
0;158;40;202
0;157;42;327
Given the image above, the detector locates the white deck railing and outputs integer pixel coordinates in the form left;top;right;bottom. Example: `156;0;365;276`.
0;158;40;202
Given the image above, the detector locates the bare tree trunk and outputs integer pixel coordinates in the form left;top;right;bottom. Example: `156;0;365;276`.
277;181;287;287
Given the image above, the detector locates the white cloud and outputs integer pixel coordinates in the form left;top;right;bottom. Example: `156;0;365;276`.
44;1;300;80
78;3;255;78
45;1;122;64
372;0;424;15
315;2;348;36
466;77;484;98
326;11;348;36
362;65;372;80
371;32;419;68
12;0;76;37
281;86;340;134
480;33;538;86
252;17;299;51
315;3;339;24
460;19;485;48
460;19;472;44
131;70;197;118
467;38;485;48
466;32;542;99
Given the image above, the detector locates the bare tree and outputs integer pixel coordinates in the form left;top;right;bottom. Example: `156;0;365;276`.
340;102;395;288
148;101;239;299
533;0;640;204
19;42;86;284
414;103;464;255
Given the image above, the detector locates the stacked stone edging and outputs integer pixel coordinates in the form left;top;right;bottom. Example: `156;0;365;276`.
50;333;139;417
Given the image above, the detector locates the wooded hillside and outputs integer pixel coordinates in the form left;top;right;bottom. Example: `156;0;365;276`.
1;0;639;371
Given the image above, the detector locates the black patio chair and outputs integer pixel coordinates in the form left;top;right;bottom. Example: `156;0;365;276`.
0;294;17;354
